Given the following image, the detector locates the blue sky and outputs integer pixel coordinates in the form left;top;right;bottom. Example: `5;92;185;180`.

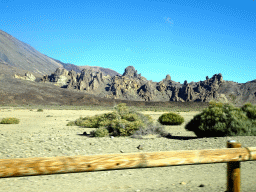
1;0;255;83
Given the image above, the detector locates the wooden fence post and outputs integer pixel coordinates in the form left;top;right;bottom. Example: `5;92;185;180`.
227;140;241;192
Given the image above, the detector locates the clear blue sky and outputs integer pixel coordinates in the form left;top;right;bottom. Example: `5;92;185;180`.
1;0;255;83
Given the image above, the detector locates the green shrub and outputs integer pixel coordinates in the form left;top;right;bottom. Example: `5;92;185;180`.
97;119;111;127
66;121;76;126
121;113;140;122
108;119;143;136
241;102;256;119
37;109;43;112
185;101;256;137
102;112;121;121
69;103;154;137
0;117;20;124
158;112;184;125
78;117;100;128
77;112;121;128
73;117;86;126
104;112;153;137
209;100;224;108
114;103;129;116
91;128;109;137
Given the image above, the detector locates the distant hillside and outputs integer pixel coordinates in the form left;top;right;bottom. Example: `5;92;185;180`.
0;29;62;76
51;58;120;76
0;29;120;77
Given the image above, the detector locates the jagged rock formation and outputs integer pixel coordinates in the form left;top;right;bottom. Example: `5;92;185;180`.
41;68;108;94
40;65;253;103
14;72;36;81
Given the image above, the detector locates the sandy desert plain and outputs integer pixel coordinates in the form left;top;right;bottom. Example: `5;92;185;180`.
0;105;255;192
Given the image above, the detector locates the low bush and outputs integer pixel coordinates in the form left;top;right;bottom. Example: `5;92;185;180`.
121;113;139;122
69;103;155;137
66;121;76;126
78;117;100;128
241;102;256;119
185;101;256;137
114;103;129;116
0;117;20;124
37;109;43;112
158;112;184;125
107;119;143;136
91;127;109;137
77;112;121;128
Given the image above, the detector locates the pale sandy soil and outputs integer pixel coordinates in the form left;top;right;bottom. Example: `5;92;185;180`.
0;108;255;192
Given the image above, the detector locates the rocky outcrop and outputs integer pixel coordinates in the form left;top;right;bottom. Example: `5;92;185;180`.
41;68;106;92
138;81;156;101
173;73;225;102
41;68;69;86
14;72;36;81
40;66;255;104
76;68;105;91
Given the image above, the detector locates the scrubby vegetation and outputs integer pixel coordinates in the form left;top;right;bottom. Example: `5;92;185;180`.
241;102;256;119
158;112;184;125
0;117;20;124
131;122;169;139
66;121;76;126
185;101;256;137
37;109;43;112
91;127;109;137
67;103;161;137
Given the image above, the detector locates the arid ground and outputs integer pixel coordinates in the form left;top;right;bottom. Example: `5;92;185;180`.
0;107;255;192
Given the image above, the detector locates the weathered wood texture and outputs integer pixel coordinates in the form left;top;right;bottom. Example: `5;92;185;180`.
0;147;255;178
227;141;241;192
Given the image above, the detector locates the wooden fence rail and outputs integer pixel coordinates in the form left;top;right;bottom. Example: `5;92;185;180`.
0;140;255;192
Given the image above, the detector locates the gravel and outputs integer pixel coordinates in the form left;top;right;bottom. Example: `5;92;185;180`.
0;109;255;192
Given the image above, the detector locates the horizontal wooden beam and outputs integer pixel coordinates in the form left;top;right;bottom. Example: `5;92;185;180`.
0;147;255;178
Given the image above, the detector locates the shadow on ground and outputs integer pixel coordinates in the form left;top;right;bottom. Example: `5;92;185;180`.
76;132;199;140
165;135;198;140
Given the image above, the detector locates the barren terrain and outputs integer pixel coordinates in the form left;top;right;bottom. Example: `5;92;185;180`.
0;108;255;192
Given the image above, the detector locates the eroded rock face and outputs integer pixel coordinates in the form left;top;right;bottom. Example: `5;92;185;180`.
173;73;224;102
41;68;69;86
138;81;156;101
14;72;36;81
41;68;106;92
41;66;242;103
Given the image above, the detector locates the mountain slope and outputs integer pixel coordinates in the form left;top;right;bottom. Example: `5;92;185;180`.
0;29;62;76
51;58;120;76
0;29;120;77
